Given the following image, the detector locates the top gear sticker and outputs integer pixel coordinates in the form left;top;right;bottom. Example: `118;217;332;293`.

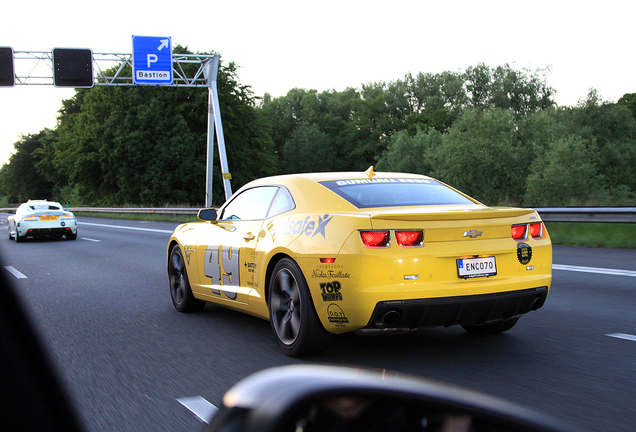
517;242;533;265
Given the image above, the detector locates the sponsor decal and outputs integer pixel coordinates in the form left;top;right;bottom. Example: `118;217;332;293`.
517;242;532;265
312;269;351;279
267;221;276;242
244;262;257;273
327;303;349;324
320;281;343;301
280;214;333;239
335;178;431;186
184;248;194;264
204;245;240;299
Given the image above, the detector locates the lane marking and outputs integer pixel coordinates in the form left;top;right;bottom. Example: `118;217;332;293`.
81;237;102;242
177;396;218;423
4;266;27;279
607;333;636;342
79;222;174;234
553;264;636;278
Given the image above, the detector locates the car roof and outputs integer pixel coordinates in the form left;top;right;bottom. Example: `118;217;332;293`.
19;200;65;211
230;170;440;214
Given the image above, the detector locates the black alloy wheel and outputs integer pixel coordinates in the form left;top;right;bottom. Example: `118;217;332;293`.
168;245;205;312
268;257;332;357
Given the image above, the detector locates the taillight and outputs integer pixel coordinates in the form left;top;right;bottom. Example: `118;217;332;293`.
395;230;423;247
529;222;543;239
511;224;527;240
360;230;390;248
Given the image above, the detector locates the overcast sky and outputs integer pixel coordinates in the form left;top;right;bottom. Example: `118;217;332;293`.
1;0;633;164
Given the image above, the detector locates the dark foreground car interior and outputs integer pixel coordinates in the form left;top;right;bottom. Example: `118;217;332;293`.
0;252;84;432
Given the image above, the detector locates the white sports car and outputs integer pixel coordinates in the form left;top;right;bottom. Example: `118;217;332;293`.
7;200;77;242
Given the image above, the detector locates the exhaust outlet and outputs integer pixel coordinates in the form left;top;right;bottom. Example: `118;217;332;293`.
376;309;401;327
529;296;544;312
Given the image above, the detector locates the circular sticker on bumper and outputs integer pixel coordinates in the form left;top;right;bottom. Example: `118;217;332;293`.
517;242;532;265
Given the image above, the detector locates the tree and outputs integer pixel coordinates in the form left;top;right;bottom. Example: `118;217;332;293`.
0;130;54;203
429;107;528;204
565;90;636;192
281;122;336;173
524;135;604;206
618;92;636;120
376;127;442;175
490;64;554;116
36;51;274;206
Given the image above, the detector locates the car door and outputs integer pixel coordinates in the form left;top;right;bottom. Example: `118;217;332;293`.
193;186;280;305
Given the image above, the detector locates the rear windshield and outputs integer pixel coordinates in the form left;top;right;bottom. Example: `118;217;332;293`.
320;178;477;208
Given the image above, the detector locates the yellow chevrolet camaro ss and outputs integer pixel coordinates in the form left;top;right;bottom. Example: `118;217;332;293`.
167;168;552;357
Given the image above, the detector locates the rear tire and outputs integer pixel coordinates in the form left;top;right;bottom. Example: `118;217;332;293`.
15;228;25;243
168;245;205;312
268;257;333;357
66;231;77;240
462;317;519;335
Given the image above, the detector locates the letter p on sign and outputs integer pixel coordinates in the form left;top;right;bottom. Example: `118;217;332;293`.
147;54;158;68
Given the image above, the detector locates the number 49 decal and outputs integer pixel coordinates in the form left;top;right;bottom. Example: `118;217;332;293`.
204;245;240;300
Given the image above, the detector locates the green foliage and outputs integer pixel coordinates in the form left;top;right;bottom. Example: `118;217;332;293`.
282;122;336;173
376;128;442;175
465;63;554;116
0;130;54;203
618;92;636;119
428;108;529;204
2;56;633;208
27;51;274;206
524;135;603;205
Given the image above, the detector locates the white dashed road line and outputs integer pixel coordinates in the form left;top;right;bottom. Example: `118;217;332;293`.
606;333;636;342
177;396;218;424
81;238;102;242
553;264;636;278
4;266;27;279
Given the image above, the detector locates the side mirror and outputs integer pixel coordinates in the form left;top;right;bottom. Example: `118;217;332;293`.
198;208;218;222
205;365;577;432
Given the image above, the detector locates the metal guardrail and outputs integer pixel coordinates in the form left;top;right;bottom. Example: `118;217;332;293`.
534;208;636;223
64;207;636;223
69;207;200;215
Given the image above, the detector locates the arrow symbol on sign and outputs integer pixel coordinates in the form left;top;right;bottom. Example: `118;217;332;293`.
157;39;169;51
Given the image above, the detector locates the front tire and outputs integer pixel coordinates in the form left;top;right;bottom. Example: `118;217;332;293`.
462;317;519;335
268;257;332;357
168;245;205;312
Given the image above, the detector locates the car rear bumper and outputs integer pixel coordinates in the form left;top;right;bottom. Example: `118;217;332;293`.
21;227;76;238
362;286;548;330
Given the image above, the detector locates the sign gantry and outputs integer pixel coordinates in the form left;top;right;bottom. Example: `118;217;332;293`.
0;41;231;205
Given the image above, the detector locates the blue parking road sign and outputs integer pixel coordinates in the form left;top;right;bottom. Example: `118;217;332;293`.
132;35;173;85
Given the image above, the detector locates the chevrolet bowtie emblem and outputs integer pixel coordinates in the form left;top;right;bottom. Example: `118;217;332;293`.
463;230;483;238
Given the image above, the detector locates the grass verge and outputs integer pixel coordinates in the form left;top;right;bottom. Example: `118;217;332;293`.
545;222;636;249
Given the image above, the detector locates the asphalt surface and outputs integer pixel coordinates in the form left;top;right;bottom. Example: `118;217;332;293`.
1;216;634;432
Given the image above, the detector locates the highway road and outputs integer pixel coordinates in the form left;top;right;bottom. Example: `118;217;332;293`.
1;216;635;432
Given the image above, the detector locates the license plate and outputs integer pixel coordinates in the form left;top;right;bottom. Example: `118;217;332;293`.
457;256;497;279
39;215;58;221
